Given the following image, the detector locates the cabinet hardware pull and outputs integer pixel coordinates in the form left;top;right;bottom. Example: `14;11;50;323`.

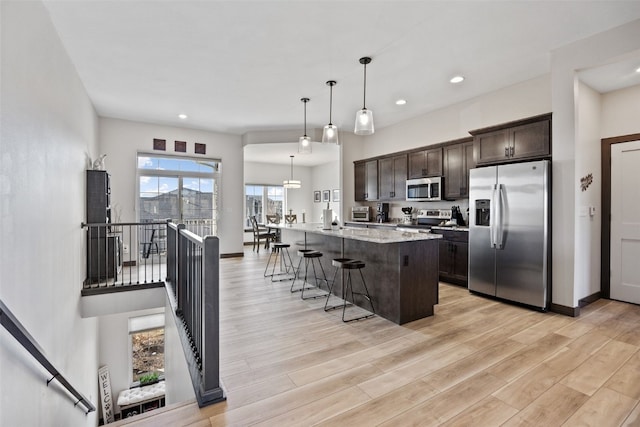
510;146;515;156
504;146;509;157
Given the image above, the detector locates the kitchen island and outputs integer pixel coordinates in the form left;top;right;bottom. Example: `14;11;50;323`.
279;223;442;324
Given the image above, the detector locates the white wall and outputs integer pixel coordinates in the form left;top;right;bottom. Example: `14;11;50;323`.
551;19;640;307
99;118;244;255
574;81;602;301
601;84;640;138
97;307;165;415
1;2;100;425
363;75;552;158
311;160;341;223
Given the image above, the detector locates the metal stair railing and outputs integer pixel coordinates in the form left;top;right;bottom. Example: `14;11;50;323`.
0;299;96;414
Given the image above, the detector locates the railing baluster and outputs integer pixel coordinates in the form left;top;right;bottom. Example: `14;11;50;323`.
164;224;225;407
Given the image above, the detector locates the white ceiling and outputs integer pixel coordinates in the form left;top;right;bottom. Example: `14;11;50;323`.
42;1;640;156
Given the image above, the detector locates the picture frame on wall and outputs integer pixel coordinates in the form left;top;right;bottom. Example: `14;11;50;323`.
314;191;321;203
322;190;330;203
332;189;340;202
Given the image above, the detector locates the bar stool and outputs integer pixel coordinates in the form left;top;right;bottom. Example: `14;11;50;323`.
325;258;375;322
263;242;295;282
290;249;329;300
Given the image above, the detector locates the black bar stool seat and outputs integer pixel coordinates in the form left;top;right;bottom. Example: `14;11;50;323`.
325;258;375;322
263;242;294;282
290;249;329;299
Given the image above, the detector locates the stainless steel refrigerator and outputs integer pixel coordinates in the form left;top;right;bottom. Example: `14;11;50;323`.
468;160;551;309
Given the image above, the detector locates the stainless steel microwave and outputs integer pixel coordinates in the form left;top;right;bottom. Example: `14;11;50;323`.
406;177;442;201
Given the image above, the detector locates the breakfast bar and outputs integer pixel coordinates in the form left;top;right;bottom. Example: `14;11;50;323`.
280;224;442;324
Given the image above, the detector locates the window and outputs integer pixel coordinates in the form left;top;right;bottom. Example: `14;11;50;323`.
129;314;165;385
137;154;221;237
245;184;284;227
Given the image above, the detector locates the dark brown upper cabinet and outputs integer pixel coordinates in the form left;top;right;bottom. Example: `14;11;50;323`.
470;113;551;166
354;159;378;201
378;154;407;201
443;138;475;200
408;147;442;178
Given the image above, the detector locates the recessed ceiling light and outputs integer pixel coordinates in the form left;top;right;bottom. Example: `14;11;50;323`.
450;75;465;84
178;114;188;119
395;99;407;105
636;66;640;73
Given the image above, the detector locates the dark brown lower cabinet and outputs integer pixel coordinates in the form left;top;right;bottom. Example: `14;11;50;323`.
434;229;468;286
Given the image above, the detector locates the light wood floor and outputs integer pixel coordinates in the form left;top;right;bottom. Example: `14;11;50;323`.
116;249;640;426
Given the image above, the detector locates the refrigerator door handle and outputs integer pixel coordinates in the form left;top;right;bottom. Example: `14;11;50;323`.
490;184;497;248
495;184;504;249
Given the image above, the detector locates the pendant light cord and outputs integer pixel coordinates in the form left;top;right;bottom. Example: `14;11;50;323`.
362;62;367;109
329;84;333;125
303;98;308;137
290;155;294;180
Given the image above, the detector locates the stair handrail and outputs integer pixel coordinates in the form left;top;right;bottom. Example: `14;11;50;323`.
0;298;96;414
165;222;226;407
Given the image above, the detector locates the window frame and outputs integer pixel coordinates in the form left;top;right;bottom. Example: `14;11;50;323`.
128;313;166;387
244;183;284;227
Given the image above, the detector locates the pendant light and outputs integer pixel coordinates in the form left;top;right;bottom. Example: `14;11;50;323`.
283;155;301;189
298;97;312;154
322;80;339;145
354;56;374;135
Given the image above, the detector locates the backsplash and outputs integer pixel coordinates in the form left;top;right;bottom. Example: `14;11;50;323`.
358;200;470;225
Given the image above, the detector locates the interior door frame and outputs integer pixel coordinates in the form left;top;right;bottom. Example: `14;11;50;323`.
601;132;640;298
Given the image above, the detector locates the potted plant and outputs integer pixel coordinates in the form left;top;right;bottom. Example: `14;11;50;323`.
138;372;159;386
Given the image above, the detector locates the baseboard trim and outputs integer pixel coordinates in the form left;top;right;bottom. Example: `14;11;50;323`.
221;252;244;259
549;303;580;317
579;291;601;308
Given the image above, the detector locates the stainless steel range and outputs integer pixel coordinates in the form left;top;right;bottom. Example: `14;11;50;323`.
397;209;451;230
416;209;451;227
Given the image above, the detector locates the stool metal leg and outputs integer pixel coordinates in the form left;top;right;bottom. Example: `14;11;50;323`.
324;266;353;312
291;256;313;293
342;267;375;322
263;246;277;278
271;247;295;282
301;257;329;300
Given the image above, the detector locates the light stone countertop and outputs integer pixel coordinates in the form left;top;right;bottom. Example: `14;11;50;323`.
343;221;398;228
430;225;469;232
277;223;442;244
343;221;469;232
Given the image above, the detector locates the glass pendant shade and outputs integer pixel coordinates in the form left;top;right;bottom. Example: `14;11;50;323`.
354;108;374;135
298;135;312;154
283;155;301;189
322;124;339;144
298;97;312;154
322;80;339;145
354;57;374;135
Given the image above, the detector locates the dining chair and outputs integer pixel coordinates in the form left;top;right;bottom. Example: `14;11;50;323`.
250;216;276;252
265;214;281;242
